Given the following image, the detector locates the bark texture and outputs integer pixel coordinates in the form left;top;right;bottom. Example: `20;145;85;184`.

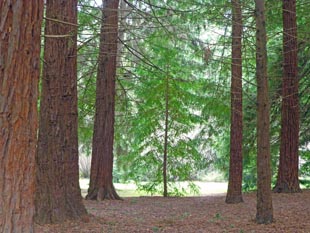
255;0;273;224
86;0;121;201
226;0;243;204
0;1;43;232
35;0;87;224
274;0;301;193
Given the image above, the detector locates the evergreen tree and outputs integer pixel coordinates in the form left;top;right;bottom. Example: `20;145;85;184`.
35;0;87;223
255;0;273;224
86;0;122;201
274;0;301;193
226;0;244;204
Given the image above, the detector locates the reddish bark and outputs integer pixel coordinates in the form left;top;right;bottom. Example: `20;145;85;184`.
226;0;243;204
35;0;87;224
274;0;301;193
86;0;121;201
255;0;273;224
0;1;43;232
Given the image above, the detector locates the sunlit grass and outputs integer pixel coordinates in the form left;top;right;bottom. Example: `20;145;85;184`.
79;179;228;197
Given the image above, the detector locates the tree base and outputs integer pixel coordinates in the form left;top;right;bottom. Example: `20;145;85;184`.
35;204;88;224
225;195;243;204
273;182;301;193
256;212;273;224
86;185;122;201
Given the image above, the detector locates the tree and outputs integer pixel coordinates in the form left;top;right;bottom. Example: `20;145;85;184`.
255;0;273;224
115;1;210;196
35;0;87;223
86;0;121;200
163;70;169;197
0;1;43;232
274;0;301;193
74;0;310;195
226;0;243;204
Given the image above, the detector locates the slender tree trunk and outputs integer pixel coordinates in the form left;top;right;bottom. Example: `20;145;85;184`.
255;0;273;224
163;72;169;197
86;0;121;201
0;1;43;232
226;0;243;204
274;0;300;193
35;0;87;224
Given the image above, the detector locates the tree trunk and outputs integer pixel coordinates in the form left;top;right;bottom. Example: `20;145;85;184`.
255;0;273;224
0;1;43;232
226;0;243;204
35;0;87;224
163;72;169;197
86;0;121;201
274;0;301;193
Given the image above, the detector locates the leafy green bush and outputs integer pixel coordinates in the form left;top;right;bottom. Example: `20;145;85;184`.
300;150;310;188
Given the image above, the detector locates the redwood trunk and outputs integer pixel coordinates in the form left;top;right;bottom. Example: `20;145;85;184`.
274;0;300;193
0;1;43;232
255;0;273;224
226;0;243;204
35;0;87;224
86;0;121;201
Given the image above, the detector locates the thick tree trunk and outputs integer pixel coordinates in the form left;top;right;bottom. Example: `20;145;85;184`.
35;0;87;224
0;1;43;232
274;0;301;193
255;0;273;224
86;0;121;201
226;0;243;204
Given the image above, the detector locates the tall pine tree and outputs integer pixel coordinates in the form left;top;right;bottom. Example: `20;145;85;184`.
226;0;244;204
274;0;301;193
35;0;87;223
255;0;273;224
86;0;121;200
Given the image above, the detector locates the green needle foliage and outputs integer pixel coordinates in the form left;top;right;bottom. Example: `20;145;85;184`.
76;0;310;193
116;6;212;195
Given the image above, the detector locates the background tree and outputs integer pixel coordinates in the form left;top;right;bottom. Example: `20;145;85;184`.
86;0;121;200
35;0;87;223
77;0;101;158
226;0;244;204
116;1;211;196
255;0;273;224
75;0;310;194
274;0;301;193
0;1;43;232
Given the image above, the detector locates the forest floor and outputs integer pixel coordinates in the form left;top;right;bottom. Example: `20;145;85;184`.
35;189;310;233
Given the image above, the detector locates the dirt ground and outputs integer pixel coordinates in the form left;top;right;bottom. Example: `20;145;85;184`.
35;190;310;233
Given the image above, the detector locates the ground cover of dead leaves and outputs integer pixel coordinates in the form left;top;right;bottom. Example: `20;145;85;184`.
36;190;310;232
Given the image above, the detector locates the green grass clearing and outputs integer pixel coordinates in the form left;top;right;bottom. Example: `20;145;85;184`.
79;179;228;197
